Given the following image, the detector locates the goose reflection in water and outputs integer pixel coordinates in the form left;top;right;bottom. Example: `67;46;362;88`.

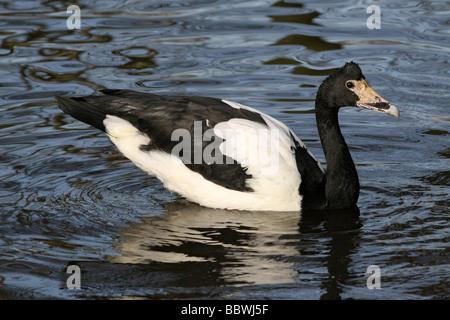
110;200;302;285
109;199;361;291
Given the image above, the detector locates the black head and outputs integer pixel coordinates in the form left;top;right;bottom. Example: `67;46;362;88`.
316;62;399;117
316;62;365;109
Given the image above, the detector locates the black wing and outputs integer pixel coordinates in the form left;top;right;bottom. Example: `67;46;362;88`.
56;89;268;192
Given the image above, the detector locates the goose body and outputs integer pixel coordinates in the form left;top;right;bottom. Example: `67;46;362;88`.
57;62;399;211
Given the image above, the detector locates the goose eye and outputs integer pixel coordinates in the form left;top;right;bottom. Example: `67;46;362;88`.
346;81;355;89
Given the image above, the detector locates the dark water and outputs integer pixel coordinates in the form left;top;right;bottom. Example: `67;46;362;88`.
0;0;449;300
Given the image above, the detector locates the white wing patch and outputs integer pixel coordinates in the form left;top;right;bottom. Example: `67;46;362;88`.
222;99;305;156
217;100;306;209
222;99;323;173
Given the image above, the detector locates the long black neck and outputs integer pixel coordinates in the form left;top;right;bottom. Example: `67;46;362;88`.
315;99;359;209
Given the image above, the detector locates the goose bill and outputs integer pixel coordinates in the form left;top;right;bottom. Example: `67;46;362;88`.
355;80;400;118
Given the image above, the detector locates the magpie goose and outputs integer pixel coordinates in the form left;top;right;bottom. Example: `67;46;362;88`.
56;62;399;211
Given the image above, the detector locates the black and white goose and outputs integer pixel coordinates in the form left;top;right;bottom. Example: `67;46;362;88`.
56;62;399;211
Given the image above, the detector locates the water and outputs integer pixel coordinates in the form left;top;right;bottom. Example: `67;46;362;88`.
0;0;448;300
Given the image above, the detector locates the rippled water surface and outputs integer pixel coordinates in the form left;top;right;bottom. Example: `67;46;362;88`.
0;0;449;300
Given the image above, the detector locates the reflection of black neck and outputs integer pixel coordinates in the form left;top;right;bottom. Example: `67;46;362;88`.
300;206;361;300
315;98;359;209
